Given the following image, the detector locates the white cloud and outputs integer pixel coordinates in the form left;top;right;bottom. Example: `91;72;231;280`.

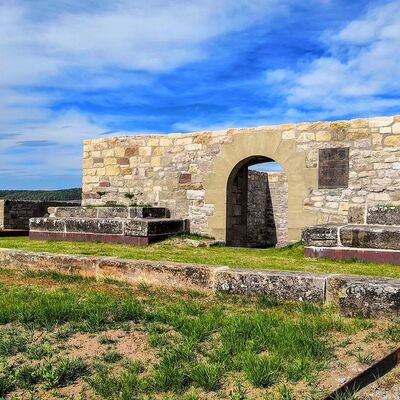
267;0;400;119
0;0;288;185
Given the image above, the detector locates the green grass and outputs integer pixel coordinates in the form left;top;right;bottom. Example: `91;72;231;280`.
0;266;384;399
1;236;400;278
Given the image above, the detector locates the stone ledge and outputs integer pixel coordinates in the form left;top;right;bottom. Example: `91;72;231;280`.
30;217;189;237
367;206;400;226
304;246;400;265
1;248;400;317
49;206;170;219
340;225;400;250
326;275;400;318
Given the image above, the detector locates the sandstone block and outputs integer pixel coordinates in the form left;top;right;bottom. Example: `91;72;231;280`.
384;135;400;146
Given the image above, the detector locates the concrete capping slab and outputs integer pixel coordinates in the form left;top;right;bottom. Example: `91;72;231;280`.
1;247;400;317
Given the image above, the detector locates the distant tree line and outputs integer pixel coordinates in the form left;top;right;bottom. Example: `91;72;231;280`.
0;188;82;201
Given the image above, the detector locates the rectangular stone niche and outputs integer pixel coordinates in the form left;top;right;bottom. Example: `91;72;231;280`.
318;147;349;189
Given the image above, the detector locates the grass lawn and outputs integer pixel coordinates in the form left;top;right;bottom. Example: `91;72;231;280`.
1;267;399;399
1;236;400;279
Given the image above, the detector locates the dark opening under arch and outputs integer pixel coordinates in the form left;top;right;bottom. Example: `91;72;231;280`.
226;155;287;247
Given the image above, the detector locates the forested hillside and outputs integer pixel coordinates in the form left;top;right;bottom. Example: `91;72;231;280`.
0;188;82;201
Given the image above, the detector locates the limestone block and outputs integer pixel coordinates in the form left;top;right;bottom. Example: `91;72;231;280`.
115;147;125;157
348;206;365;224
187;190;205;200
384;135;400;146
214;268;326;302
104;158;117;166
151;157;161;167
152;147;164;156
348;129;370;140
369;116;394;127
105;165;120;176
159;138;172;146
316;131;332;141
148;138;160;146
327;275;400;317
392;122;400;134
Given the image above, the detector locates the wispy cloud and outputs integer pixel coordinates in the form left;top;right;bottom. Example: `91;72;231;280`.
264;0;400;120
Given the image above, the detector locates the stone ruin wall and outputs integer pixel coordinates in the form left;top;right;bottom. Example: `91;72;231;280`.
82;115;400;241
0;200;80;230
247;171;288;247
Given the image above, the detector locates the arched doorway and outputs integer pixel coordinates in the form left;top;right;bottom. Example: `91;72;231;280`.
226;155;287;247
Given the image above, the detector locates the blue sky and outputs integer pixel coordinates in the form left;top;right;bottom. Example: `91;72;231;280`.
1;0;399;189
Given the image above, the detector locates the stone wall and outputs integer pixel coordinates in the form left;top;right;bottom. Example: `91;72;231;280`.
2;247;400;317
82;115;400;241
0;200;80;230
247;171;288;247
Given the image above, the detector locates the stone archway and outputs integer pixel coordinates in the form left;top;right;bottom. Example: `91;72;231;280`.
203;128;320;242
226;155;281;247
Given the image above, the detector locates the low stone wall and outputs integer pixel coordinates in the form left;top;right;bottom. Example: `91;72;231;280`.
1;248;399;317
0;200;80;230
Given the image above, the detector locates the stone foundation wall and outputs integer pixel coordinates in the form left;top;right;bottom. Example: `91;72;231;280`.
247;171;288;247
0;200;80;230
82;115;400;241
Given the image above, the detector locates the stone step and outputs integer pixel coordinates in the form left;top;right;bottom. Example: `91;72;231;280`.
48;206;170;220
303;223;400;251
30;217;189;238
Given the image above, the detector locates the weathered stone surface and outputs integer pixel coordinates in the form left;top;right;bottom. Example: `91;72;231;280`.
30;218;66;232
0;200;80;230
50;206;170;220
366;206;400;226
64;218;124;235
124;218;188;237
98;258;213;290
129;207;170;219
31;216;188;238
340;225;400;250
327;275;400;317
97;207;129;219
302;224;340;247
51;207;97;218
348;206;365;224
213;267;326;302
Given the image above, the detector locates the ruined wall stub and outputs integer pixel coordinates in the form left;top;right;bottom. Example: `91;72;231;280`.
247;171;288;247
82;115;400;241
